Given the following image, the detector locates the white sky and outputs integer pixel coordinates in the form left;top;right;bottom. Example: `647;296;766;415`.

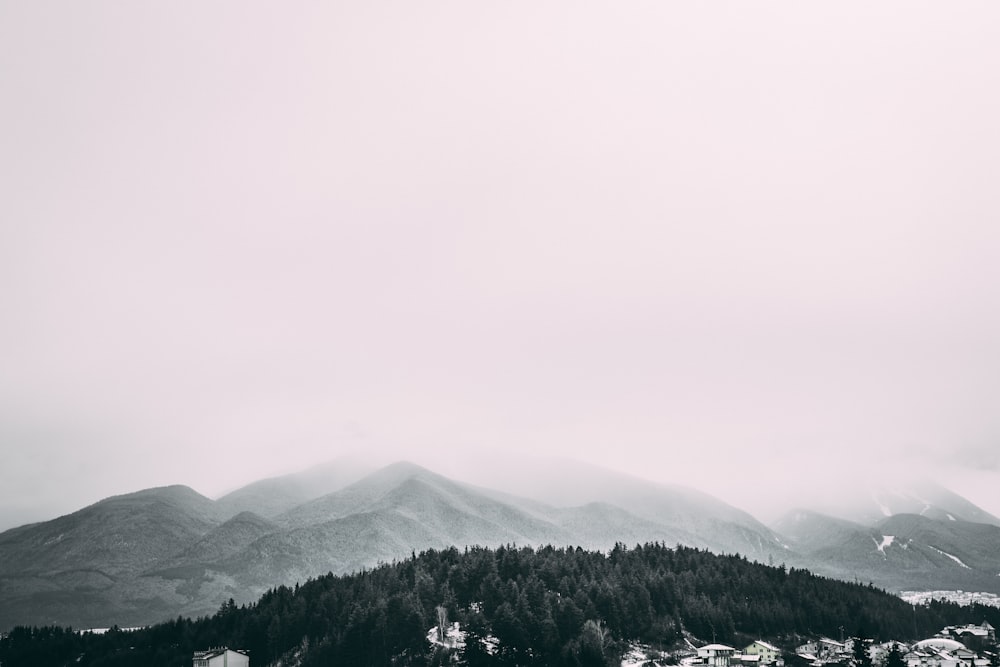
2;2;999;530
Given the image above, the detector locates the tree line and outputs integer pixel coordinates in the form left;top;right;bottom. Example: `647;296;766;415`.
2;543;998;667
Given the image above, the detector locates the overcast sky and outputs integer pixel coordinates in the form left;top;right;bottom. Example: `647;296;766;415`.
2;2;999;531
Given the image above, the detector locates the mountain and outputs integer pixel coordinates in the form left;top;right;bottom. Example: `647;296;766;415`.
0;460;789;630
279;462;562;535
461;457;786;559
0;485;224;577
160;511;278;565
13;543;999;667
1;459;995;631
773;508;1000;594
803;478;1000;528
214;456;376;519
0;485;228;629
546;501;700;551
215;463;574;586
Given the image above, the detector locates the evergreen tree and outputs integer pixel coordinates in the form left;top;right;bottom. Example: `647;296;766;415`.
459;612;495;667
852;636;873;667
885;643;905;667
5;544;1000;667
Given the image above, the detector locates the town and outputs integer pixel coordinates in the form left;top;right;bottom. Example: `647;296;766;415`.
194;623;1000;667
676;621;998;667
416;616;1000;667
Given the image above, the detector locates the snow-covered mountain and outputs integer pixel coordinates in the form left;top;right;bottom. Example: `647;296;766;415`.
773;508;1000;593
798;478;1000;527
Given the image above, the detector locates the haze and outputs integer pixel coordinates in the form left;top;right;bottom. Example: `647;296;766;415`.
2;2;998;531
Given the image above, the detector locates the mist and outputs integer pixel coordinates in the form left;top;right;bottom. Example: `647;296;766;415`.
1;2;999;531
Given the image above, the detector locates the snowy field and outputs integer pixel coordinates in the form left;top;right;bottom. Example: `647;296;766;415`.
900;590;1000;608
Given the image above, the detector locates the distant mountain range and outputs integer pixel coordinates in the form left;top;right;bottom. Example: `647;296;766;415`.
774;508;1000;593
792;478;1000;529
1;459;998;630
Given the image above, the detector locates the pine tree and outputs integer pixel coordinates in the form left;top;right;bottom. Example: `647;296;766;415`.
852;636;873;667
885;643;905;667
460;612;495;667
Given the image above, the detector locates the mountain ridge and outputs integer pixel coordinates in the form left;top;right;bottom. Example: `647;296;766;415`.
2;459;998;630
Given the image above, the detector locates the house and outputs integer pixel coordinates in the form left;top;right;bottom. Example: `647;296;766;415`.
871;641;909;666
699;644;737;667
745;640;782;665
913;639;966;654
904;648;962;667
945;622;997;645
796;639;848;661
906;640;975;667
193;647;250;667
905;648;933;667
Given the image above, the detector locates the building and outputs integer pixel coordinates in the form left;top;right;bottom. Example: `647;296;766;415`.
905;639;983;667
699;644;737;667
796;639;848;661
193;647;250;667
745;640;782;665
943;622;997;645
872;641;909;666
913;639;966;654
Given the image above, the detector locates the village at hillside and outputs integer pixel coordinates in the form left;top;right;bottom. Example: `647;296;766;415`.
666;621;998;667
417;616;1000;667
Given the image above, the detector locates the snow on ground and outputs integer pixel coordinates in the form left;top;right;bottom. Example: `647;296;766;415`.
927;545;971;569
901;590;1000;608
77;627;144;635
918;499;932;516
621;643;663;667
427;622;466;651
873;535;895;555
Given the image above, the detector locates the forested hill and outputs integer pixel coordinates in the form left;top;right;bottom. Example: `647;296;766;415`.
3;544;998;667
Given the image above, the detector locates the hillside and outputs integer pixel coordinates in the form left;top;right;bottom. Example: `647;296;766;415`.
773;509;1000;594
0;485;229;629
4;544;1000;667
1;459;997;631
214;457;376;518
797;479;1000;528
467;458;786;559
0;485;224;576
0;461;788;629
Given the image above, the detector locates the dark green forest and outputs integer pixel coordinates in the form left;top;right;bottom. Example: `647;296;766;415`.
3;543;998;667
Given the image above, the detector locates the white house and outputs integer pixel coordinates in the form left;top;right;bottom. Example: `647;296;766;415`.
905;641;970;667
796;639;848;661
699;644;737;667
193;647;250;667
913;639;966;654
745;640;782;665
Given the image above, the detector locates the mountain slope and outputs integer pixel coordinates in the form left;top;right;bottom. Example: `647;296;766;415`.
163;511;278;565
0;485;223;576
279;462;565;538
0;486;228;629
3;459;995;631
772;509;1000;594
807;479;1000;527
215;457;376;519
465;457;786;559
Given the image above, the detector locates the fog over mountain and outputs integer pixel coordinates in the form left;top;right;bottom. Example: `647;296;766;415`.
2;0;999;581
2;457;998;630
